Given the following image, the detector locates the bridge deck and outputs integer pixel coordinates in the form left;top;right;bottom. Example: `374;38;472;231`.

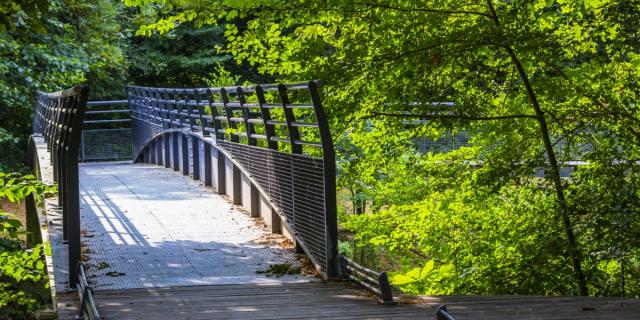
37;159;640;319
50;162;311;292
55;282;640;320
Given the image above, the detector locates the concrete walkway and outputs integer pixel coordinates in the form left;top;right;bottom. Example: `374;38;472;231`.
51;162;311;291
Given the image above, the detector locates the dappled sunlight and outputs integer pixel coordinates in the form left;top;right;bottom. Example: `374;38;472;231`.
71;162;315;290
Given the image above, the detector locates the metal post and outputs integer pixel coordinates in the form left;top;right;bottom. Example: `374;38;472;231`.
181;133;189;175
217;152;226;195
232;165;241;205
278;84;302;154
308;80;339;278
203;143;212;187
192;136;200;180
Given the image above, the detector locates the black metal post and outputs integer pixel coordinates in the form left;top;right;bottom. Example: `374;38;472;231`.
308;80;339;278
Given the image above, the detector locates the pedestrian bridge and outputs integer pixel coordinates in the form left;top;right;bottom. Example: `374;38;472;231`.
27;83;640;319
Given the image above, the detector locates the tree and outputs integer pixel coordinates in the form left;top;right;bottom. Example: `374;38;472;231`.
0;0;128;171
127;0;640;296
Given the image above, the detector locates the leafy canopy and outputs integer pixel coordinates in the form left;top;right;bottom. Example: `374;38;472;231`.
116;0;640;296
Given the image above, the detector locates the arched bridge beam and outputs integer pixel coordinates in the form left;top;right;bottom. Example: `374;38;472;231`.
127;81;338;279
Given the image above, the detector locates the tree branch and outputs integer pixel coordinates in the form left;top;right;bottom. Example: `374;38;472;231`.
370;111;537;121
351;2;493;18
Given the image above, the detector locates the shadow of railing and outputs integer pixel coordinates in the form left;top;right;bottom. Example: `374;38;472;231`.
77;162;308;290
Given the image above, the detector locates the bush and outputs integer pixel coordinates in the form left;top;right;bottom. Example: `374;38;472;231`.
0;172;54;319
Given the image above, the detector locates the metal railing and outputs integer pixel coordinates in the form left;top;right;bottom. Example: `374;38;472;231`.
435;304;456;320
127;81;339;278
80;100;132;162
339;254;396;305
31;85;89;288
75;262;100;320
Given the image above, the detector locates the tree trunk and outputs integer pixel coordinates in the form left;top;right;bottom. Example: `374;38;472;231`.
486;1;589;296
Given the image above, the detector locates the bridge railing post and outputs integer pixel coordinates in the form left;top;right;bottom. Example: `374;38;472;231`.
126;81;339;279
308;80;339;278
31;85;89;289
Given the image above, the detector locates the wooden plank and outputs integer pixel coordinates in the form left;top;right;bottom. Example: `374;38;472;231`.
80;281;640;320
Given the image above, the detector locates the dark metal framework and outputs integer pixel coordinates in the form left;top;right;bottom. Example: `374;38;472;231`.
339;254;396;305
76;262;100;320
32;85;89;287
436;305;456;320
80;100;132;161
127;80;339;278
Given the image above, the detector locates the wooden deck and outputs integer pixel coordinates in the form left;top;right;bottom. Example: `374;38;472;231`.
55;281;640;320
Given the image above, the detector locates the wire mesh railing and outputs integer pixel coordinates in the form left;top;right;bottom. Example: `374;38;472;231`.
127;80;339;278
80;100;132;162
32;85;89;288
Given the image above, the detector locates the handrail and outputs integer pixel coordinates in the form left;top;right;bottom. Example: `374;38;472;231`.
339;254;396;305
83;100;132;126
32;85;89;288
435;305;456;320
76;262;100;320
80;100;133;162
86;100;128;107
127;81;339;278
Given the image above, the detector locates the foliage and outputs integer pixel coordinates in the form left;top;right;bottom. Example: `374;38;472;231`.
126;21;235;87
0;172;53;318
0;0;48;33
128;0;640;297
0;0;127;171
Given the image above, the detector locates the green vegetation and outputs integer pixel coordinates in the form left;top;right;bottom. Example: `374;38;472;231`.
1;0;639;304
0;173;55;318
125;0;640;297
0;0;126;171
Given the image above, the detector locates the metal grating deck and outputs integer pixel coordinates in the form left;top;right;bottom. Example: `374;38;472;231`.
51;162;313;291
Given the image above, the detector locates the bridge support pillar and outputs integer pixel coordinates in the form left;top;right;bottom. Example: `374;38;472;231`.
192;136;200;180
191;137;200;180
260;195;282;234
216;151;225;194
164;135;170;168
172;133;179;172
250;184;260;218
224;157;241;203
232;165;241;205
203;143;212;186
66;158;81;288
181;133;189;176
241;174;258;216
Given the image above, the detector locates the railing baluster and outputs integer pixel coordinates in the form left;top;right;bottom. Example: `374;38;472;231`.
185;89;195;130
237;87;256;146
278;84;302;154
33;86;89;289
125;81;339;279
220;87;239;143
255;85;278;150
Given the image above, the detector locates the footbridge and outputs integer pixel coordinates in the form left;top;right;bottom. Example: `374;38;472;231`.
27;84;640;319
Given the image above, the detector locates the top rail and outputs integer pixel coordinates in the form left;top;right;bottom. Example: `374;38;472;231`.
339;254;396;305
84;100;132;124
127;80;339;278
31;85;89;288
86;100;128;107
